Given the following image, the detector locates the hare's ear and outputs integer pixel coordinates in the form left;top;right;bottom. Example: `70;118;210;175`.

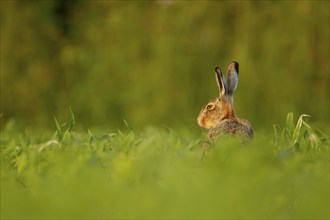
226;61;239;96
215;67;226;96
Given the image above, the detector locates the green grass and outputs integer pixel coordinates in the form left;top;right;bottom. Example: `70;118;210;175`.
1;113;329;219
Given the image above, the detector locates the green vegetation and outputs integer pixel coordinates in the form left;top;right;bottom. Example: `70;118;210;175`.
1;1;329;131
1;1;329;219
1;113;329;219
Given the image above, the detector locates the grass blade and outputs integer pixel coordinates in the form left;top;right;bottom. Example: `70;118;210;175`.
67;106;76;132
54;117;63;141
291;114;310;145
285;112;294;141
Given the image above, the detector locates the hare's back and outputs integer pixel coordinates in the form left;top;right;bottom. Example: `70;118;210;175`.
209;118;253;141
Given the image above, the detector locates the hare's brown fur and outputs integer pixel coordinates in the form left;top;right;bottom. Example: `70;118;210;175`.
208;118;253;142
197;61;253;142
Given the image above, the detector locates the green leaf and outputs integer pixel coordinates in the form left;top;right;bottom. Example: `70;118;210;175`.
285;112;294;141
62;130;72;144
273;124;280;146
88;129;95;151
122;132;135;154
67;106;76;132
54;117;63;141
123;119;133;131
16;153;28;174
291;114;310;145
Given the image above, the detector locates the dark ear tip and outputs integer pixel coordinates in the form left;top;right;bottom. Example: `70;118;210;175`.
215;67;221;73
229;61;239;72
233;61;239;69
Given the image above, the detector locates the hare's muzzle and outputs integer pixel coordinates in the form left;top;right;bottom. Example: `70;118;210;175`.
197;114;211;129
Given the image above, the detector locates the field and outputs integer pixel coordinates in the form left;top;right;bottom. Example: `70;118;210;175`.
1;113;329;219
1;1;329;219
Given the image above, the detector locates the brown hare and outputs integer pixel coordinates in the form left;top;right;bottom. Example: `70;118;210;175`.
197;61;253;142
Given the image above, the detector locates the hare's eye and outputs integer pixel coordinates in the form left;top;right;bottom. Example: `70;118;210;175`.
206;104;214;110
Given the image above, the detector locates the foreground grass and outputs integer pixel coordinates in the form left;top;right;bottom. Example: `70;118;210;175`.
1;113;329;219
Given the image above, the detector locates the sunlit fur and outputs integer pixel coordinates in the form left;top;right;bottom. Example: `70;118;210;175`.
197;62;253;142
197;96;235;129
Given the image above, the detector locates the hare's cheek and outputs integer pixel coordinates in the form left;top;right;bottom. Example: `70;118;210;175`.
197;114;203;125
197;117;206;128
202;118;215;129
197;120;203;127
198;117;211;129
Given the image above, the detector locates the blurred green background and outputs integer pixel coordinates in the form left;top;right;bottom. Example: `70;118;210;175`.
1;0;329;132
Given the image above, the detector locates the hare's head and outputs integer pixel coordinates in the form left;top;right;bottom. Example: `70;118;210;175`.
197;61;239;129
